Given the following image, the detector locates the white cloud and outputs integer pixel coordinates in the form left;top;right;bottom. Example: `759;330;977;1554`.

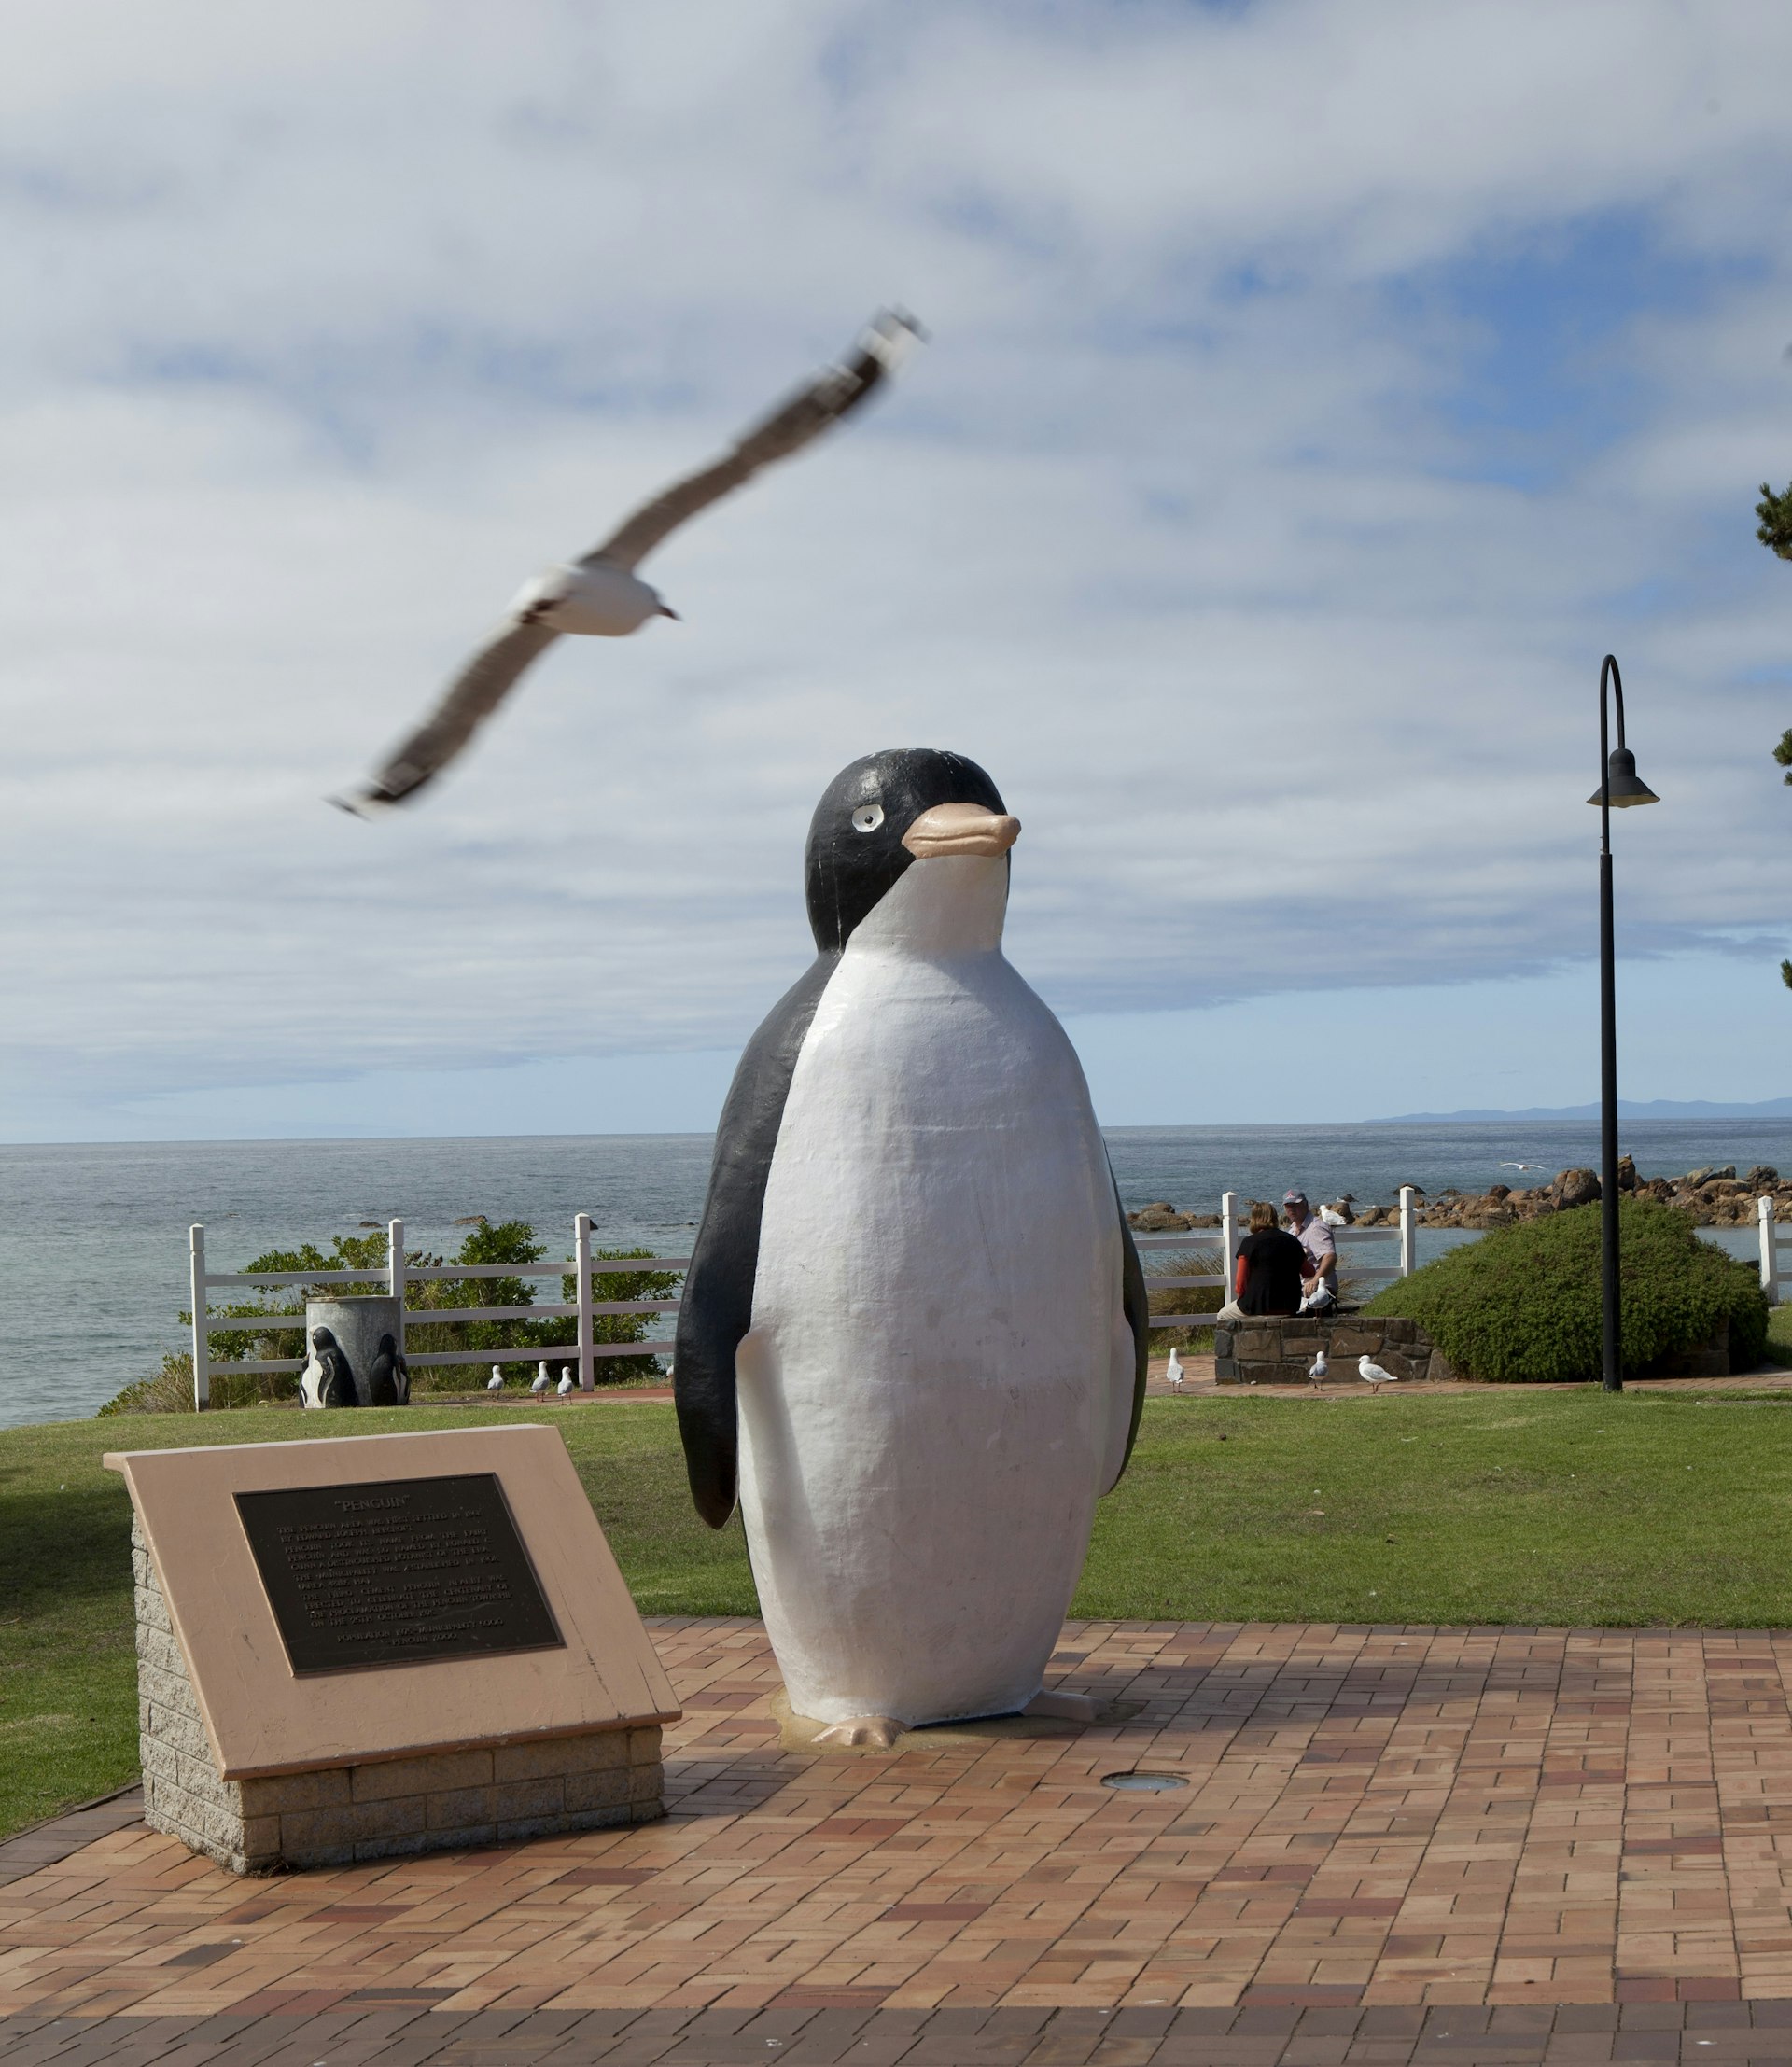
1;0;1789;1131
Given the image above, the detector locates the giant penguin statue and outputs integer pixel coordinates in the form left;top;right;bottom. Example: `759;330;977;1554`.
674;747;1149;1746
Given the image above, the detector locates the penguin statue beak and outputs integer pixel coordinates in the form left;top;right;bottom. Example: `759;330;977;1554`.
902;803;1022;859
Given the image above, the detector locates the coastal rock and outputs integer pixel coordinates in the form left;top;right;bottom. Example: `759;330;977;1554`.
1125;1202;1221;1232
1143;1159;1783;1242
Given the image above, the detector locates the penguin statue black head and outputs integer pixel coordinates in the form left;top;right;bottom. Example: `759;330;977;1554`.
805;747;1017;953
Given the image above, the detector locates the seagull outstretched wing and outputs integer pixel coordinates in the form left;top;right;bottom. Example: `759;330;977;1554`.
343;621;561;811
337;309;922;813
587;309;922;570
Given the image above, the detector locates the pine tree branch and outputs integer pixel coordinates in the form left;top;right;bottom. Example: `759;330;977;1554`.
1758;482;1792;559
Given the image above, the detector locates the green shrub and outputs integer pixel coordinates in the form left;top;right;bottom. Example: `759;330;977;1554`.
98;1353;197;1416
100;1350;303;1415
404;1220;679;1386
1365;1197;1770;1382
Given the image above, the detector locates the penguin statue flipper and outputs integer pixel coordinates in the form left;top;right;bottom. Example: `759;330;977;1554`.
1105;1180;1151;1493
674;957;836;1529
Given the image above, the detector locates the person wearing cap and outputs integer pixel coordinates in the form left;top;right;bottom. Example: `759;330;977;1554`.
1283;1190;1337;1312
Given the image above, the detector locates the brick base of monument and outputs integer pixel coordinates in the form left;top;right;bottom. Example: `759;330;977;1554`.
133;1519;665;1875
1212;1312;1455;1385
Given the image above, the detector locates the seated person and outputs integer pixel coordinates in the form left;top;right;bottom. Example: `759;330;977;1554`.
1223;1199;1307;1317
1283;1188;1337;1312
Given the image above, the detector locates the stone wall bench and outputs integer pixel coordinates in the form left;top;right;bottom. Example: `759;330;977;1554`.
1213;1313;1455;1386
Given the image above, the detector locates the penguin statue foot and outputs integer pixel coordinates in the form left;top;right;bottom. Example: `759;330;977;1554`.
810;1714;903;1751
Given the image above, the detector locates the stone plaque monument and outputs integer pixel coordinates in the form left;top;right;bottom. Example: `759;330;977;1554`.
233;1473;563;1673
105;1425;678;1874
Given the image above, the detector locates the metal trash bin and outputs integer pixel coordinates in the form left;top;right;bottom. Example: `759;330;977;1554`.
300;1296;408;1408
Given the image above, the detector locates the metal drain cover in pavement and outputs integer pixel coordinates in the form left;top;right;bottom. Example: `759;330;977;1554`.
1100;1770;1187;1792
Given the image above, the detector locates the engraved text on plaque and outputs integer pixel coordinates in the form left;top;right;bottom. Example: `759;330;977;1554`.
234;1473;563;1674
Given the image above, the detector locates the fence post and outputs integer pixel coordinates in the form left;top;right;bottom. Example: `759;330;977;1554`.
1761;1195;1781;1307
189;1224;209;1411
575;1212;595;1390
1221;1191;1239;1297
1398;1187;1417;1278
387;1218;406;1347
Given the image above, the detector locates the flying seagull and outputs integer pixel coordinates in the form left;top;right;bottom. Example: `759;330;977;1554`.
335;308;924;813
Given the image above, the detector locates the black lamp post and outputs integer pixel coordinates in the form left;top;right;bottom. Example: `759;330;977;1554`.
1588;654;1659;1391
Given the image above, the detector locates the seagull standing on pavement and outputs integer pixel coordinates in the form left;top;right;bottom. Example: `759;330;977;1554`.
530;1362;551;1394
335;310;924;813
556;1368;575;1398
1166;1348;1184;1390
1359;1355;1399;1393
1309;1351;1328;1388
487;1366;504;1391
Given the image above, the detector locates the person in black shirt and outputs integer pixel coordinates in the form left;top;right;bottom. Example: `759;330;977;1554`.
1229;1199;1307;1316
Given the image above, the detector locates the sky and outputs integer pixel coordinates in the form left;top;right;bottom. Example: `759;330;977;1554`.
2;0;1790;1143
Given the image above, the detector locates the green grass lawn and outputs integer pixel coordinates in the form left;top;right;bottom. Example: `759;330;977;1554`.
7;1383;1792;1840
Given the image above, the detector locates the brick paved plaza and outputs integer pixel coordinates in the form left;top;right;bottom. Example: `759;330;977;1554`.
9;1616;1792;2062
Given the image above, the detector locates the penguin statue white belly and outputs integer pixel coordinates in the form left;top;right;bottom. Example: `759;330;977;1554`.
674;748;1147;1742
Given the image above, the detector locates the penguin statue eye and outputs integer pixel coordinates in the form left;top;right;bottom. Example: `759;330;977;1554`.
850;804;884;833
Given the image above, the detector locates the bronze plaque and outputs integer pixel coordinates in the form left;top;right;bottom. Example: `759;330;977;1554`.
234;1473;564;1675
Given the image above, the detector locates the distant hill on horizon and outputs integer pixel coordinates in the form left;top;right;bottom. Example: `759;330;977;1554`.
1367;1096;1792;1124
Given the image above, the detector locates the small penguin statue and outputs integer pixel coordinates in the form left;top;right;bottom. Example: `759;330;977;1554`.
301;1325;358;1410
366;1332;409;1407
675;747;1148;1746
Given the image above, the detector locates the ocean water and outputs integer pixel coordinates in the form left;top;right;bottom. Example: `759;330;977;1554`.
2;1120;1785;1431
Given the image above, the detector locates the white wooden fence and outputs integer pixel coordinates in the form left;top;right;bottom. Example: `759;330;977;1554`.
189;1216;684;1409
188;1190;1785;1407
1133;1189;1785;1326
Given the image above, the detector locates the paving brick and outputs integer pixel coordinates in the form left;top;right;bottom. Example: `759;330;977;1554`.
19;1622;1792;2056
